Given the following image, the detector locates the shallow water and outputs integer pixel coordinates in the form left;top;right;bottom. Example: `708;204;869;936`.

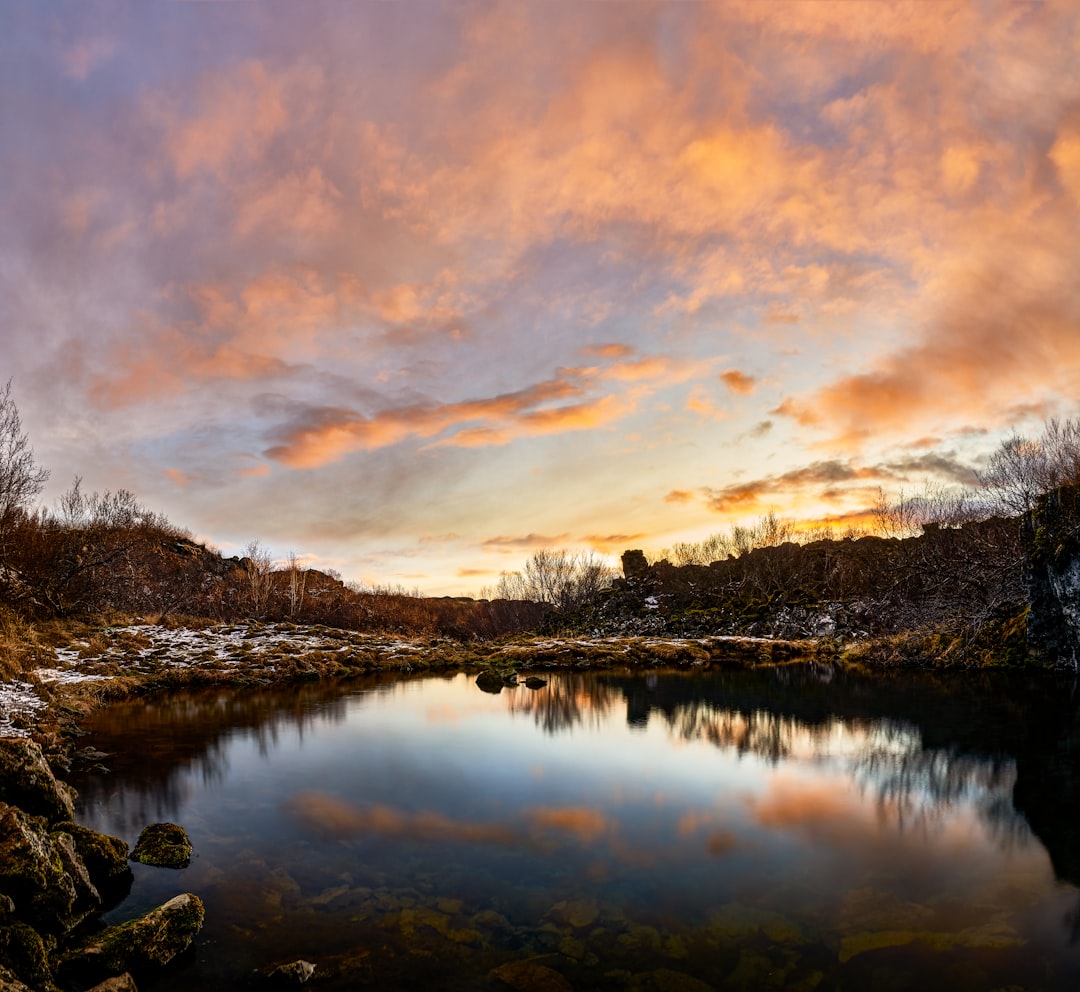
71;666;1080;991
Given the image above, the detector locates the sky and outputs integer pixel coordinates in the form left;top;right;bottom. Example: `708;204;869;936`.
3;0;1080;595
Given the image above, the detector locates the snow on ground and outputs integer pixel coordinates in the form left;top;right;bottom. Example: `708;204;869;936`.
0;681;46;738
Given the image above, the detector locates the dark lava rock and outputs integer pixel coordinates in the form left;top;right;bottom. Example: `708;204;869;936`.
59;892;204;978
130;823;192;869
0;739;74;824
475;669;517;694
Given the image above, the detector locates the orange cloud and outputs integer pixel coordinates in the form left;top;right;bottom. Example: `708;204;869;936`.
264;352;698;467
152;60;320;181
720;369;756;394
481;533;570;551
664;490;693;504
163;468;191;488
702;454;976;514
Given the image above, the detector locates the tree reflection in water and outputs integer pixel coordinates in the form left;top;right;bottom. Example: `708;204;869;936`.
504;675;621;734
72;665;1080;896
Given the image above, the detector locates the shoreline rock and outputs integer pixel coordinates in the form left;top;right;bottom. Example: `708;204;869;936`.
0;739;200;992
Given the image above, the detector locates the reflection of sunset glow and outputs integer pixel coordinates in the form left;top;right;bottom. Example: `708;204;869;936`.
284;792;518;845
525;806;611;842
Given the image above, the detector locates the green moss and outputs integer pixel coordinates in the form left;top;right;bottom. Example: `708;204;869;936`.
0;920;56;991
129;822;191;869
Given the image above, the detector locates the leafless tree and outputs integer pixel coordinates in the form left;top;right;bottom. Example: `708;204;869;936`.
0;380;49;563
285;550;308;618
980;419;1080;515
495;548;614;612
244;539;275;618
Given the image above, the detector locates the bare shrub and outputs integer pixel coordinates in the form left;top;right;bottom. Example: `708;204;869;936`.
0;380;49;566
980;419;1080;515
493;548;614;612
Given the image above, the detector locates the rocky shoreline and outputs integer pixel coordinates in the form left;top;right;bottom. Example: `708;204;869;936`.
0;737;203;992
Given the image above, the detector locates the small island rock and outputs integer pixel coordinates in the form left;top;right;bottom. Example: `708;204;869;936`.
130;823;192;869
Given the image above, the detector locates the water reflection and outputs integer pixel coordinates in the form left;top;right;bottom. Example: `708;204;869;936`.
69;666;1080;991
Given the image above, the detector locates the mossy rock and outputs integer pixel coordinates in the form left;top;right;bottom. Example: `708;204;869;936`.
130;823;191;869
59;892;204;979
0;804;97;933
54;823;130;885
0;920;56;991
0;739;74;825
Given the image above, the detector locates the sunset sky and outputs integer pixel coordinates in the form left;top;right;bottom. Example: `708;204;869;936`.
3;0;1079;594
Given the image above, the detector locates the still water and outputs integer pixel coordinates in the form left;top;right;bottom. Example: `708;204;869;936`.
71;666;1080;991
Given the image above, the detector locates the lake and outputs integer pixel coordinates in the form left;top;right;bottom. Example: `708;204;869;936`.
70;664;1080;991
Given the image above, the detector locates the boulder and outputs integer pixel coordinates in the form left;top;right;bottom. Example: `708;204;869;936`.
0;920;54;991
59;893;204;979
0;739;74;824
130;823;192;869
524;677;548;690
54;823;132;895
0;803;99;932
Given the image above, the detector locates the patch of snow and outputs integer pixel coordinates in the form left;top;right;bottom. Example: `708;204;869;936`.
0;681;46;737
33;669;113;684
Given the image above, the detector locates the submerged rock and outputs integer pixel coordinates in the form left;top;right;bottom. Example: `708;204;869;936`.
130;823;192;869
490;960;573;992
263;959;316;984
59;892;204;978
548;898;599;929
524;677;548;690
0;739;74;824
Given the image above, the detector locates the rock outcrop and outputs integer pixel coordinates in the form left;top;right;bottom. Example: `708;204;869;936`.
1023;483;1080;668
